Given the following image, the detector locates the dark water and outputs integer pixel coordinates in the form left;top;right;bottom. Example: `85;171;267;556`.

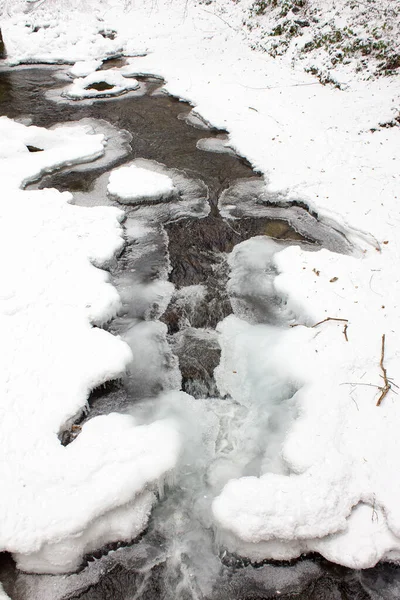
0;66;399;600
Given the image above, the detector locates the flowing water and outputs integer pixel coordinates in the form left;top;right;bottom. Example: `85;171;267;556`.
1;65;399;600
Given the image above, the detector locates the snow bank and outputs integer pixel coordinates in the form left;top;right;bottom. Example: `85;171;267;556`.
212;236;400;567
108;164;175;204
0;116;105;189
212;308;400;567
0;117;180;573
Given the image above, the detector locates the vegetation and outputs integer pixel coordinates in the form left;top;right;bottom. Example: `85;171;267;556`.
238;0;400;82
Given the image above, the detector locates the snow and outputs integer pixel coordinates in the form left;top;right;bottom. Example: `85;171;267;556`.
65;69;139;99
0;116;105;189
16;491;156;573
68;59;103;78
177;109;212;130
0;585;10;600
196;136;236;156
1;0;400;575
0;117;180;573
107;164;176;204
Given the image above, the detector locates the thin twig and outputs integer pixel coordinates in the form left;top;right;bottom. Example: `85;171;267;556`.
201;9;239;31
376;334;390;406
311;317;349;328
290;316;348;329
341;337;394;407
341;382;380;389
343;323;348;342
342;336;394;407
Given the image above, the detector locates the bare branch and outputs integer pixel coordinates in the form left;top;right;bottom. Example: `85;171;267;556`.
311;317;348;328
376;334;391;406
290;316;348;329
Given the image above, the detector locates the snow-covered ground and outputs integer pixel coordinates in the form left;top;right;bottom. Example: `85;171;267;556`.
1;0;400;575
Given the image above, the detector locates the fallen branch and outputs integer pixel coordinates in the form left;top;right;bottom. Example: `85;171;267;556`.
343;323;349;342
376;334;390;406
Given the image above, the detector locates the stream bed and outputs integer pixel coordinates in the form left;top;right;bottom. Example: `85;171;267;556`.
1;65;400;600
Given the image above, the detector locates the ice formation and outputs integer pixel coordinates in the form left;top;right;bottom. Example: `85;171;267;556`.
196;136;236;156
0;118;180;574
212;242;400;568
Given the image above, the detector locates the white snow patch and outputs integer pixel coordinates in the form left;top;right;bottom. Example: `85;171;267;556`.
108;164;176;204
69;60;103;78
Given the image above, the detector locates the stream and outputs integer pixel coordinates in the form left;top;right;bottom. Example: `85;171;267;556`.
1;65;400;600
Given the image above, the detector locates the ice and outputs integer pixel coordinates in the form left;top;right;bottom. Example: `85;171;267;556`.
51;118;133;174
0;118;181;574
122;320;181;398
14;491;156;574
124;219;153;242
0;116;105;189
105;158;209;222
215;315;304;460
117;276;174;321
227;236;294;325
177;109;213;130
196;136;236;156
108;164;176;204
212;288;400;567
218;178;354;255
65;70;140;100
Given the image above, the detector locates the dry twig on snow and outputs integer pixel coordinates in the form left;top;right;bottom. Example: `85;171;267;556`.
290;316;348;329
311;317;349;328
376;334;391;406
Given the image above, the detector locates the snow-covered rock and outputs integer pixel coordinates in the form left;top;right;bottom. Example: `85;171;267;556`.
108;164;176;204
